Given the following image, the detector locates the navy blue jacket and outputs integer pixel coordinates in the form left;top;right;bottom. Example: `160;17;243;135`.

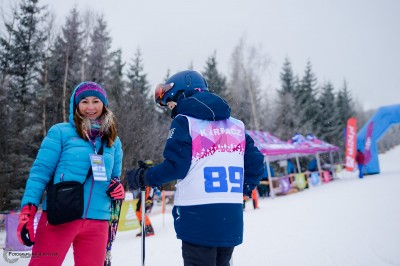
146;90;264;247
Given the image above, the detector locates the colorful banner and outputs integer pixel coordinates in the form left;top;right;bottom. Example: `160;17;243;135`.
345;117;357;171
118;199;140;231
363;121;374;164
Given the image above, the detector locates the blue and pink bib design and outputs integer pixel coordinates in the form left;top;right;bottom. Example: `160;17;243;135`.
174;115;246;206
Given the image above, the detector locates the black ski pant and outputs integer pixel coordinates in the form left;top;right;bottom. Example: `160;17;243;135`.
182;240;234;266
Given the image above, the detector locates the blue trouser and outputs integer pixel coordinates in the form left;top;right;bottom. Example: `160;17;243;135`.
358;164;364;178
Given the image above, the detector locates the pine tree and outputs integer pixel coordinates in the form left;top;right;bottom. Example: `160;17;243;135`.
122;49;156;167
202;51;227;96
127;48;150;97
0;0;47;210
336;80;355;147
0;6;15;210
47;7;84;123
294;60;319;134
37;12;56;138
336;80;354;125
6;0;47;107
86;14;111;85
316;82;337;144
0;4;16;90
280;57;295;94
273;57;299;140
106;49;125;108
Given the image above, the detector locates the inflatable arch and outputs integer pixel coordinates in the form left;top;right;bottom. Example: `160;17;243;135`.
357;104;400;174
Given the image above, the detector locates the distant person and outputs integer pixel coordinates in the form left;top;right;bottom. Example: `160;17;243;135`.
286;159;298;189
305;158;319;189
287;159;295;174
356;149;365;179
308;158;318;172
257;163;274;198
131;160;156;237
243;188;259;210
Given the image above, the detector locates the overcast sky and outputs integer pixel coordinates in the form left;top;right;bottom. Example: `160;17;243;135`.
2;0;399;110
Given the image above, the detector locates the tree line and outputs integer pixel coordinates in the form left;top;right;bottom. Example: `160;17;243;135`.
0;0;391;211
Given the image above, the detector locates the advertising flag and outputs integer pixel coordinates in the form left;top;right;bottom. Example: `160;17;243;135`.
345;117;357;171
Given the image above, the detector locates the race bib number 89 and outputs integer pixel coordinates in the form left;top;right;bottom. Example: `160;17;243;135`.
204;166;243;193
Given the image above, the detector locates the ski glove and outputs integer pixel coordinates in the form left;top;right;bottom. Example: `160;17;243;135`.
126;160;151;190
17;203;37;246
127;168;146;190
107;179;125;200
243;183;254;198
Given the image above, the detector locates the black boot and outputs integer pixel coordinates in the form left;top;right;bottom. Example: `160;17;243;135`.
136;224;155;237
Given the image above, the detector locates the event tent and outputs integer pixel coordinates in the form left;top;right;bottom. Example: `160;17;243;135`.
305;133;340;152
288;133;340;176
245;130;301;161
246;130;340;197
246;131;340;162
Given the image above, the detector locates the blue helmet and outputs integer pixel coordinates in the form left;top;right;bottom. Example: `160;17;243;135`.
154;70;208;106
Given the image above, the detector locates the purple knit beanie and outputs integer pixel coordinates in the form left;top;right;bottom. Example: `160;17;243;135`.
74;82;108;107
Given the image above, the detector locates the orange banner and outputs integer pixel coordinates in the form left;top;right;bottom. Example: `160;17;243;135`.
345;117;357;171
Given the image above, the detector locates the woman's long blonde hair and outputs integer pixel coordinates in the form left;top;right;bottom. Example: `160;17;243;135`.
74;106;118;147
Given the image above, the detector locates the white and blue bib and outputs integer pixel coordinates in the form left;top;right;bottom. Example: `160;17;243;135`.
174;116;246;206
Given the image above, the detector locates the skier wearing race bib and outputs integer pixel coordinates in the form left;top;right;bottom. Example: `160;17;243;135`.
127;70;264;266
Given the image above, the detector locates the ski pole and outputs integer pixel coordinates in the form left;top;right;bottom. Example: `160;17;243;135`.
141;187;146;266
104;178;123;266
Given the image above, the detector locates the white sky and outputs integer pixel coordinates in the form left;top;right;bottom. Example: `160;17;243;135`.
2;0;400;110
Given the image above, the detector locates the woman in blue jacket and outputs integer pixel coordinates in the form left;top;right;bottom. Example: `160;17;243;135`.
17;82;124;266
127;70;264;266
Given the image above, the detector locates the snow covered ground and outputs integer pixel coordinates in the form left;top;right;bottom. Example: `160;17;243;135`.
3;146;400;265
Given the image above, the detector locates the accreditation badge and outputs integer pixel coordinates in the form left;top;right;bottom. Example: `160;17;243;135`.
89;154;107;181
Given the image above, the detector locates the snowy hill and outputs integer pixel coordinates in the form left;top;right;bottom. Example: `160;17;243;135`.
5;146;400;266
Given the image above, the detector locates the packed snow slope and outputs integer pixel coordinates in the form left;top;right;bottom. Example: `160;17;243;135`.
7;146;400;266
75;146;400;266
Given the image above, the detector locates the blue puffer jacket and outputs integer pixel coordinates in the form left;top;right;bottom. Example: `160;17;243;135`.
21;86;123;221
146;90;264;247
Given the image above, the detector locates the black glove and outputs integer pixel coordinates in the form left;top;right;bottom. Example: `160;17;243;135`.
126;160;152;191
243;183;254;198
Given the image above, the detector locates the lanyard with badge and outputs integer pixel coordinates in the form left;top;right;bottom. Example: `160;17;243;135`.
86;133;107;181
